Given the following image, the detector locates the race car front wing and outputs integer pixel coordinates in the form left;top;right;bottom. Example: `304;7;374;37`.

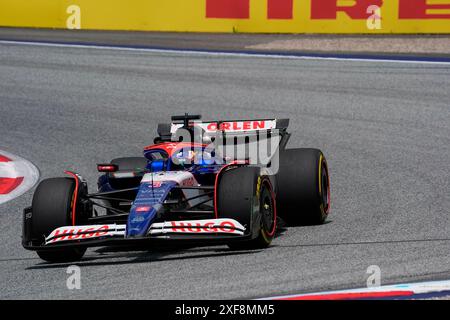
23;211;247;250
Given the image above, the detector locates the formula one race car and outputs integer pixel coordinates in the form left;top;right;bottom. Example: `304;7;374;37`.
22;114;330;262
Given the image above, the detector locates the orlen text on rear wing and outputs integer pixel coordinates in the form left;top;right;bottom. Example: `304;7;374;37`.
170;118;289;136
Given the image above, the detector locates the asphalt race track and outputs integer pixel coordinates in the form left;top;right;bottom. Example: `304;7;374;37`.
0;41;449;299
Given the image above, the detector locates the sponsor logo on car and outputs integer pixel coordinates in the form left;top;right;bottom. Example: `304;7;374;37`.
148;219;246;236
131;216;146;223
45;224;126;244
47;225;109;243
170;220;238;233
136;206;152;212
150;181;163;188
205;120;274;132
171;120;276;134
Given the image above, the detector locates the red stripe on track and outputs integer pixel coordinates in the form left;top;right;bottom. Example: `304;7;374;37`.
0;154;12;162
278;290;415;300
0;177;24;194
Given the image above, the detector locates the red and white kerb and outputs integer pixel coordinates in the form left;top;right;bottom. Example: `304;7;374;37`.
0;151;39;204
0;154;22;195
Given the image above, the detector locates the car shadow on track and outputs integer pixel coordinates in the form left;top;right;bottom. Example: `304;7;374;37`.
272;219;332;239
26;246;263;270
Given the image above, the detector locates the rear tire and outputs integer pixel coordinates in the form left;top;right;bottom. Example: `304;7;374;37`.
32;178;86;262
217;166;276;250
276;148;330;226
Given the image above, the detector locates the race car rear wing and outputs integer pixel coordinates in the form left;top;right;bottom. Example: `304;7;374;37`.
156;114;290;149
169;115;289;134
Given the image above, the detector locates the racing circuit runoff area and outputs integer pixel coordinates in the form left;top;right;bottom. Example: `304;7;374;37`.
0;28;449;301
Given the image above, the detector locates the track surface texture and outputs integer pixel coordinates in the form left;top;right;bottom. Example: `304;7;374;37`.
0;41;449;299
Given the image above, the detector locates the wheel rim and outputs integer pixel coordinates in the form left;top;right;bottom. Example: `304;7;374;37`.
260;181;276;236
321;161;330;214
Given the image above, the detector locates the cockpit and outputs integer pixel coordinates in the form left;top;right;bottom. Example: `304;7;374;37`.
144;146;218;172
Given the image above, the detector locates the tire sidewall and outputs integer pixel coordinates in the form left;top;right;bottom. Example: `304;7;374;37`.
31;178;75;239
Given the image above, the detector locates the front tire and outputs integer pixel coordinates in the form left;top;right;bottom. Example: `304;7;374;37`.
217;166;276;250
32;178;86;262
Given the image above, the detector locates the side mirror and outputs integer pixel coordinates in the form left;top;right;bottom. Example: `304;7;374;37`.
97;164;118;172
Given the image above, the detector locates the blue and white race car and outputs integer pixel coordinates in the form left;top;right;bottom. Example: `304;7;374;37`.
22;114;330;262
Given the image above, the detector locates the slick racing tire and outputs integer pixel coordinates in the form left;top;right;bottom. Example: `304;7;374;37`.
32;178;86;263
217;166;276;250
276;148;330;226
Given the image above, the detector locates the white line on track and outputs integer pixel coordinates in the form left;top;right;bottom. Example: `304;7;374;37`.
1;39;450;65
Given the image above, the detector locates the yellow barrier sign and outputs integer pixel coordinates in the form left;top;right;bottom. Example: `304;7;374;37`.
1;0;449;33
